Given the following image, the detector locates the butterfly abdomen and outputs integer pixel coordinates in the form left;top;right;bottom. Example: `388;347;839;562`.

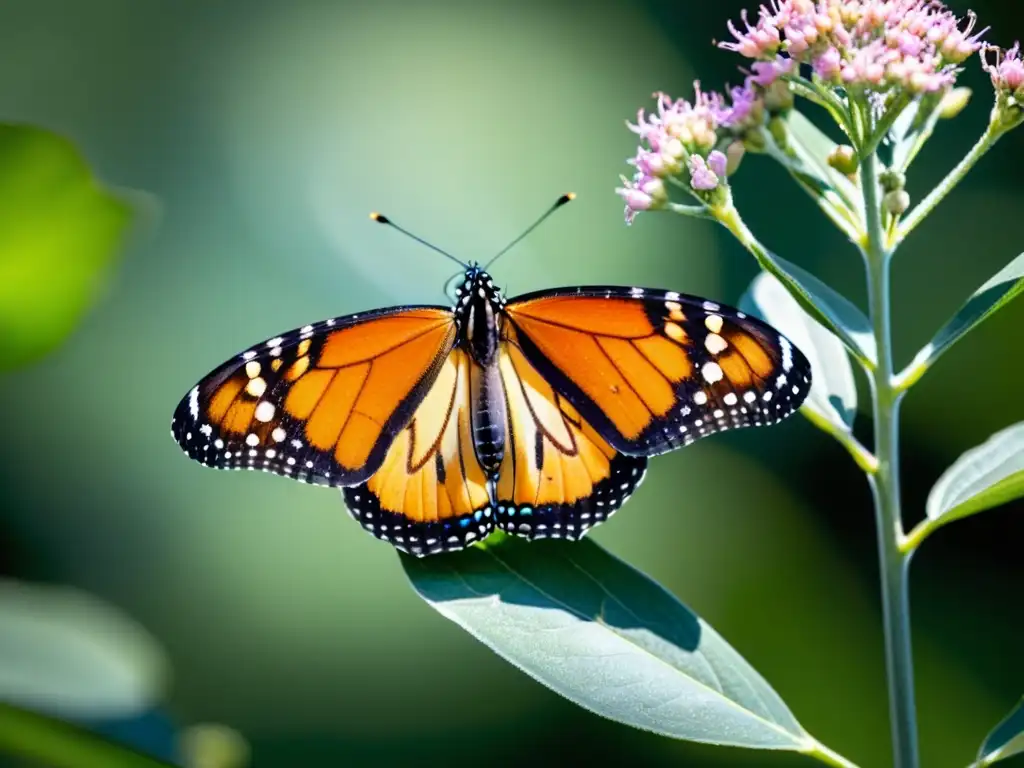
469;361;506;476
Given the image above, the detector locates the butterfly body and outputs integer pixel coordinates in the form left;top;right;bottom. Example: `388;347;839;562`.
172;265;812;557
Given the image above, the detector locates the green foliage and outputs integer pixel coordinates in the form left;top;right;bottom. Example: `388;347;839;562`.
899;252;1024;390
781;109;864;234
887;96;943;174
0;702;175;768
925;422;1024;530
976;698;1024;767
0;124;134;371
403;534;816;752
0;579;168;720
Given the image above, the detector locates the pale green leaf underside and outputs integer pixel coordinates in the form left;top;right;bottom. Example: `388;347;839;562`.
403;535;811;750
906;252;1024;380
0;579;168;719
927;422;1024;526
0;123;134;370
977;697;1024;766
741;272;857;435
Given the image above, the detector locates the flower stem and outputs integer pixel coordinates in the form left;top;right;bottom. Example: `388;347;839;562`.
896;118;1003;244
861;151;919;768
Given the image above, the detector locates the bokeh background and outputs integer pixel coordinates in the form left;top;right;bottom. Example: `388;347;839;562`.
1;0;1023;766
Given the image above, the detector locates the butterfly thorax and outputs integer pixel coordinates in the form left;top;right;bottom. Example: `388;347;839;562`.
454;266;508;478
454;266;506;367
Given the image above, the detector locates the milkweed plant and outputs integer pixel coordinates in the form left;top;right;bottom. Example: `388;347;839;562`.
405;2;1024;768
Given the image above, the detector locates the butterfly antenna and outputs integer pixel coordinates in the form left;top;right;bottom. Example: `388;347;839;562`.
370;212;468;269
483;193;575;270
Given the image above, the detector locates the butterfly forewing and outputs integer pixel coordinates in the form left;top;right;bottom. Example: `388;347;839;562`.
503;287;812;456
171;306;456;486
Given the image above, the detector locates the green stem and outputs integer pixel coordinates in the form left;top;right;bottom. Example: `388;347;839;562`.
805;738;863;768
862;152;919;768
896;119;1003;244
900;517;938;555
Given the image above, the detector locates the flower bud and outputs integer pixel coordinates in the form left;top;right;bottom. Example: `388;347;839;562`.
742;129;768;153
883;189;911;215
938;87;972;119
725;140;746;175
764;80;795;113
827;145;859;174
879;169;906;192
767;115;789;149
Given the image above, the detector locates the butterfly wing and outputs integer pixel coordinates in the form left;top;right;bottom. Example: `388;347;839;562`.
494;330;648;541
341;349;493;556
171;306;457;486
503;287;811;456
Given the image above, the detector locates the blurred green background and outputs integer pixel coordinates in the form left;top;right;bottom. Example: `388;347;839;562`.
1;0;1023;766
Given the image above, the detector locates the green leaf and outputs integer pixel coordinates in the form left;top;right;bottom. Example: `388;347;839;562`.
741;273;857;433
977;698;1024;766
403;535;814;751
926;422;1024;528
887;95;942;174
0;123;135;371
899;252;1024;390
745;245;876;368
778;110;864;239
0;702;175;768
0;579;168;720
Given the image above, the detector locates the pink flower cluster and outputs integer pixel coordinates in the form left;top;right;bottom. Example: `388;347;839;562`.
616;85;757;222
983;42;1024;100
721;0;986;94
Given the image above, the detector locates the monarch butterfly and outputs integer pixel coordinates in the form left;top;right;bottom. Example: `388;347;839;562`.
171;195;811;557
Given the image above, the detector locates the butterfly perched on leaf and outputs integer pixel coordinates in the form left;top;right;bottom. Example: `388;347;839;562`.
171;195;811;557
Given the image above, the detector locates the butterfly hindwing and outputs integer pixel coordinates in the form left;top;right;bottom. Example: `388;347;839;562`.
494;333;648;541
342;349;494;556
171;306;457;486
503;287;812;456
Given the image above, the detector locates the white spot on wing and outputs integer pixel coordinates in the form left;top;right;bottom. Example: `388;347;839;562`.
780;335;793;372
188;387;199;420
701;361;724;383
704;333;728;355
267;337;284;347
255;401;276;422
693;391;708;405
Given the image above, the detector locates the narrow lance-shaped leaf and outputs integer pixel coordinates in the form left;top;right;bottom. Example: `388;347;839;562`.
773;110;864;240
739;241;877;368
403;535;815;751
926;422;1024;529
740;272;857;439
0;124;136;371
899;252;1024;389
976;698;1024;766
887;94;943;173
